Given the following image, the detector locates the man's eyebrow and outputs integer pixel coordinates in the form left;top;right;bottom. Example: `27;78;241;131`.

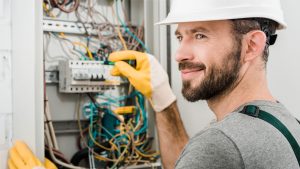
175;26;210;35
175;29;181;36
190;26;210;34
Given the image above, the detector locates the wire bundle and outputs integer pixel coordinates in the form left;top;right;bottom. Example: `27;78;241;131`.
74;92;159;168
48;0;80;13
43;0;147;52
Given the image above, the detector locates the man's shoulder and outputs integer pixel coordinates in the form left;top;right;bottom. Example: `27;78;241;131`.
176;101;300;168
175;128;244;169
188;101;300;169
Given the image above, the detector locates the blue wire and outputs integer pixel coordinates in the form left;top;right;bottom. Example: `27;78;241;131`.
115;0;150;53
89;103;95;147
73;48;88;60
133;91;148;135
100;125;115;139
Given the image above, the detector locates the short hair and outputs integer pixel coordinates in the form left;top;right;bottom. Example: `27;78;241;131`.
231;18;279;63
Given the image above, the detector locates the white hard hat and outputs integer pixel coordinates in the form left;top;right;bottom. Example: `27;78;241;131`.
158;0;287;29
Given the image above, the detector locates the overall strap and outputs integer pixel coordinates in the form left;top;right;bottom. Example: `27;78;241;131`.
240;105;300;166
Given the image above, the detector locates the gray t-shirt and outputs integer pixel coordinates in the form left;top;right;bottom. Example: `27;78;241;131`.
175;100;300;169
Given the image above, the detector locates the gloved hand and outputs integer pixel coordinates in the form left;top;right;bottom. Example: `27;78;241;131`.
8;141;57;169
109;50;176;112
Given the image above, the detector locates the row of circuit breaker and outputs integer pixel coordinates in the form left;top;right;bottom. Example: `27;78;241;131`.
59;60;125;93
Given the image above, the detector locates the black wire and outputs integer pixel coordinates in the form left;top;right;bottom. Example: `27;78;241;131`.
87;93;103;108
70;146;109;166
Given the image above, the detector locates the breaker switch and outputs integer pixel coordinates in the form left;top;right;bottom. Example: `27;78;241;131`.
91;74;105;81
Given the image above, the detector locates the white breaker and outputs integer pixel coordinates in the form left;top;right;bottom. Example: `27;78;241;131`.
59;60;125;93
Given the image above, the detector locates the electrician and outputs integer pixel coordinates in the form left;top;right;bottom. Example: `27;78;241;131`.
109;0;300;168
8;0;300;169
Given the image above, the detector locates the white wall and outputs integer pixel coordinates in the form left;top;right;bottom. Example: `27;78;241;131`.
11;0;44;159
0;0;12;168
170;0;300;137
268;0;300;119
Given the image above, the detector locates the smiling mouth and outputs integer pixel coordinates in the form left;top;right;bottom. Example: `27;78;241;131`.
181;68;205;74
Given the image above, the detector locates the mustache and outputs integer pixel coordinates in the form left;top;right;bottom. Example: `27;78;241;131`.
178;61;206;71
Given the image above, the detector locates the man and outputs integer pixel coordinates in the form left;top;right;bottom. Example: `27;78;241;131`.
8;0;300;169
109;0;300;168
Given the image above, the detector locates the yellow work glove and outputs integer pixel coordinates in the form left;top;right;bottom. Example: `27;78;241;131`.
109;50;176;112
8;141;57;169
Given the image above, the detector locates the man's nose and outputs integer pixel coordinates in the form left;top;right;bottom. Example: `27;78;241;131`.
175;41;195;63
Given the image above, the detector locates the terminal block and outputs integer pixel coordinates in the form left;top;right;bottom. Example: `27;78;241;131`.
59;60;124;93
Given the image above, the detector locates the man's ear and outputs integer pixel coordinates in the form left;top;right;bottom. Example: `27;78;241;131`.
243;30;267;62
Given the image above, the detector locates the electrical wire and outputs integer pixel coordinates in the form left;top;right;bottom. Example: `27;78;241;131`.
45;126;87;169
45;146;70;164
72;41;94;60
57;33;93;60
76;95;122;163
43;2;56;18
115;0;149;52
47;33;82;60
44;96;59;150
111;4;128;50
51;0;80;13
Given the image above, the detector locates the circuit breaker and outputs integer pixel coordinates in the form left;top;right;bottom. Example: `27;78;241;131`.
59;60;125;93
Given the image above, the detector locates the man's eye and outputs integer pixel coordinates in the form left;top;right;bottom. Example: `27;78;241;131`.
176;36;183;42
195;34;206;39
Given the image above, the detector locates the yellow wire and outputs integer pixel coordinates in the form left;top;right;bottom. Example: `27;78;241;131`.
59;32;67;38
88;126;116;151
72;41;94;60
135;148;160;158
110;133;131;168
111;5;128;50
134;97;144;132
43;3;56;18
94;154;117;162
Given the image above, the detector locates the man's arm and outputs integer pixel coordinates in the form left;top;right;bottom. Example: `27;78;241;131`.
156;101;189;169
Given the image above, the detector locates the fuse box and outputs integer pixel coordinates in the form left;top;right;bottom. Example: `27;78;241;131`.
41;0;162;168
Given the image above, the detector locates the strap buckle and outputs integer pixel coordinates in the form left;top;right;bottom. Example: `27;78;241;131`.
240;105;260;117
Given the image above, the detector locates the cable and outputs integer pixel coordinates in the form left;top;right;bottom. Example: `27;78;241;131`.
111;4;128;50
45;146;70;164
44;96;59;150
44;94;86;168
71;147;107;166
109;133;131;169
77;96;123;164
45;123;86;169
48;33;82;60
72;42;94;60
43;2;56;18
51;0;80;13
115;0;149;52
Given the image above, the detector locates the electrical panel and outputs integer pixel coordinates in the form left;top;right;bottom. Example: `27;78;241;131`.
42;0;161;168
58;60;125;93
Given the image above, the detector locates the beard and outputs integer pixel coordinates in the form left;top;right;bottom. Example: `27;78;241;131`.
180;40;242;102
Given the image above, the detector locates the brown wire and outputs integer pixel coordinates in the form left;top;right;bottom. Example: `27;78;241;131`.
51;0;80;13
45;146;70;163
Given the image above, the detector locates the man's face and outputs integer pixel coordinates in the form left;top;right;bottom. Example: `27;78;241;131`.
175;21;242;101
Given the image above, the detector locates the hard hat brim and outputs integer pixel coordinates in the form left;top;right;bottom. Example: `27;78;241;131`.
156;7;287;30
